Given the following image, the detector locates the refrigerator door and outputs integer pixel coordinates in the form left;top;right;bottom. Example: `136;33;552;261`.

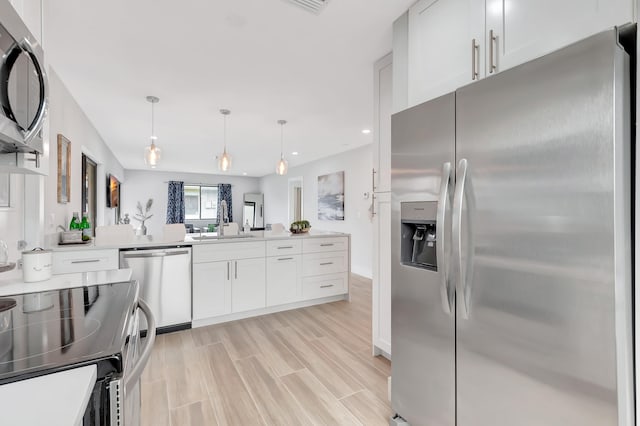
454;29;633;426
390;92;456;426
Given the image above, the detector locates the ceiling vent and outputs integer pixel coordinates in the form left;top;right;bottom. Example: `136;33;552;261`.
286;0;330;14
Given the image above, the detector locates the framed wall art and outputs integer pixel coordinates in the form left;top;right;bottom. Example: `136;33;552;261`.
317;171;345;221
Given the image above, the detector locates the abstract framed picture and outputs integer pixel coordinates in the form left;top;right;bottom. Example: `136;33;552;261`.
57;134;71;204
317;171;345;221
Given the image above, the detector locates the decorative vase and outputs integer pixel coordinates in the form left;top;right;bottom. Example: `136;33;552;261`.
140;223;147;236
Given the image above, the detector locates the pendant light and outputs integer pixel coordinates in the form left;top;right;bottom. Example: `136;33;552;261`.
144;96;161;168
276;119;288;175
217;109;232;172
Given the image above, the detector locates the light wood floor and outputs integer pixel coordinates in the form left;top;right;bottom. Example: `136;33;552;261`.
141;274;392;426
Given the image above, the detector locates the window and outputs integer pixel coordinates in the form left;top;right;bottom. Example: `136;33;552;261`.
185;185;219;220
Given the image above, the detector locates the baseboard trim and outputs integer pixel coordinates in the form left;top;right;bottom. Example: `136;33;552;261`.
192;294;349;328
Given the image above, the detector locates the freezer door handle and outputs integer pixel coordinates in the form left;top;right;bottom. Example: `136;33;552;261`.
437;162;454;315
453;158;474;319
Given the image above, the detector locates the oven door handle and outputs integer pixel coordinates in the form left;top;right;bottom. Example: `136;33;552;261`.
124;299;156;394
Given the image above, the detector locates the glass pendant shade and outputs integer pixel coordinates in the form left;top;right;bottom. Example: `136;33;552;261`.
276;156;288;175
276;119;288;176
144;96;160;168
144;141;161;168
217;109;232;172
218;148;232;172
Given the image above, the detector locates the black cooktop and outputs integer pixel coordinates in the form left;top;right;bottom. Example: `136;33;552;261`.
0;280;138;385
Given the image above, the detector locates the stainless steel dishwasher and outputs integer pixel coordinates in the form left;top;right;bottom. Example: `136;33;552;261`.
120;246;192;332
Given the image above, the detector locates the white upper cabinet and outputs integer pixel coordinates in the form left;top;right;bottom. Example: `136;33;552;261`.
399;0;634;110
486;0;633;74
407;0;484;108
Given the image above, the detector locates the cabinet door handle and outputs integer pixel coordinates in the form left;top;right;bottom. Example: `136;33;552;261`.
71;259;100;264
489;29;497;74
471;38;479;80
320;284;334;289
320;262;334;266
278;257;294;261
227;261;230;280
277;246;293;249
320;243;334;247
235;261;238;279
371;193;376;217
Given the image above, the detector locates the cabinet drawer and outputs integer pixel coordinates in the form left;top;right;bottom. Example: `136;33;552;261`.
302;251;348;277
266;240;302;257
193;241;265;263
53;249;119;274
302;273;348;299
303;237;348;254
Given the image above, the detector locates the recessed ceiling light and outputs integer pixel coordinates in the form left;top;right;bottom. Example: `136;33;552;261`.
291;151;299;156
362;129;371;134
242;172;247;176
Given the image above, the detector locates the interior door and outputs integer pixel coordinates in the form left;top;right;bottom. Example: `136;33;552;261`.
390;92;455;426
454;30;633;426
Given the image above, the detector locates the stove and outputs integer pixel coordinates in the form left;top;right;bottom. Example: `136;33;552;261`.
0;281;138;385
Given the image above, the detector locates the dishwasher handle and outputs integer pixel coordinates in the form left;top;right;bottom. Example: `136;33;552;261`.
122;250;190;259
124;299;156;394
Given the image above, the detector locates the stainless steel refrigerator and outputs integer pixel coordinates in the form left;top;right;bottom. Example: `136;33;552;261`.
390;28;634;426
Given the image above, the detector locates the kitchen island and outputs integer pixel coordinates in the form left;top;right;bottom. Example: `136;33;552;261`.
49;230;351;328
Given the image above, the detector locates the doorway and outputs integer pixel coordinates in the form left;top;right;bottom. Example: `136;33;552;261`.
81;154;97;236
288;177;303;224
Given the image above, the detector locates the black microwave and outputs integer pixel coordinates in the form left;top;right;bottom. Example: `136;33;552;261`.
0;0;47;157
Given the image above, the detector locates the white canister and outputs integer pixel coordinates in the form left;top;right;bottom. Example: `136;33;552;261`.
22;248;53;282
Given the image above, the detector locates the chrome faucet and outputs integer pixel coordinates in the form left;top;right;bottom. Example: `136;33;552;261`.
218;200;228;237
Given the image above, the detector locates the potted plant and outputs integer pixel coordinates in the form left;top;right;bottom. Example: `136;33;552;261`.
290;220;311;234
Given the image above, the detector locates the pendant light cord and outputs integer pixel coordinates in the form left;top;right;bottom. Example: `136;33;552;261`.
151;101;155;142
280;123;284;158
224;114;227;151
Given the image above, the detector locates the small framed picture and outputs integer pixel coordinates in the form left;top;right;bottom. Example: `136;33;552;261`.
57;134;71;204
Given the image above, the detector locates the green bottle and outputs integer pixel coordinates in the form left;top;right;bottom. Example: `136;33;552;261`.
80;213;91;238
69;212;80;230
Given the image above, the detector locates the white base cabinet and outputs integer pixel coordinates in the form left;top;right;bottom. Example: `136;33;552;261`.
192;236;350;325
266;255;302;307
232;258;266;313
193;261;231;319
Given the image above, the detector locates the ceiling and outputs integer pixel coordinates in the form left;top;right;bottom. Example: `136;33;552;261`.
44;0;412;177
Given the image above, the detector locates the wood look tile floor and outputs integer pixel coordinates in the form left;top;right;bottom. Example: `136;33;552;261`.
141;274;392;426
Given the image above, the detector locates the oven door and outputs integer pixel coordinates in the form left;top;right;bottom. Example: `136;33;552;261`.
110;299;156;426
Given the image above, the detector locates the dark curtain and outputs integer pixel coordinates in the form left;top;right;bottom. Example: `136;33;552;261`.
166;181;185;223
218;183;232;222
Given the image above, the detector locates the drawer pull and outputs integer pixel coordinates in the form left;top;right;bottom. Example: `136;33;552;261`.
320;262;333;266
277;246;293;249
71;259;100;264
320;284;334;289
320;243;334;247
278;257;294;261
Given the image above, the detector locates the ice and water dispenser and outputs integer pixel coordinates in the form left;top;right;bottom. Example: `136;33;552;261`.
401;201;438;271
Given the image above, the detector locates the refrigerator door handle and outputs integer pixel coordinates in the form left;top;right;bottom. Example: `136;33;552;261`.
437;161;453;315
453;158;474;319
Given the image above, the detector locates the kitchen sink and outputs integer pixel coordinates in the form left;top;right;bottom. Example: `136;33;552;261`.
190;234;255;241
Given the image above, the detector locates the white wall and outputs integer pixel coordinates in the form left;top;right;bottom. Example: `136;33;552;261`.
44;69;125;245
260;145;374;278
121;170;260;236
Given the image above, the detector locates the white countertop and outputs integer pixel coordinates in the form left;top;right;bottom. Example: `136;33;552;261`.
0;268;133;296
50;229;349;251
0;365;97;426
